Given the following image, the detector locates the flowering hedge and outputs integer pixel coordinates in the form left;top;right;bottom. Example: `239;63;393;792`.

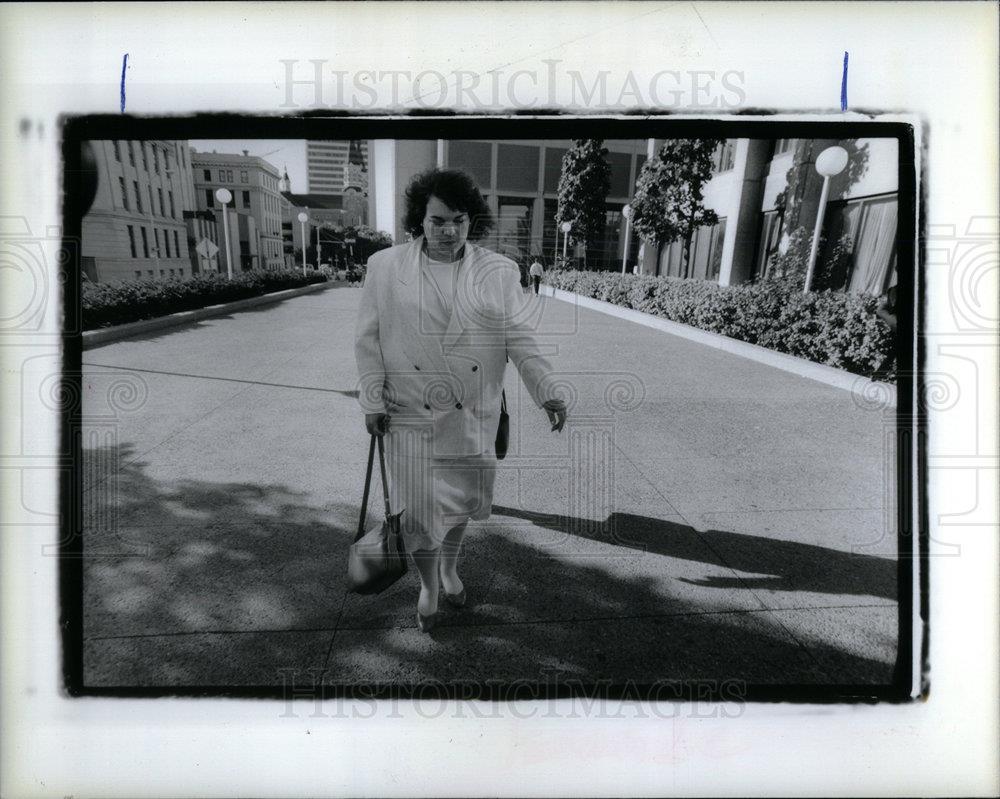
82;270;329;330
546;270;896;381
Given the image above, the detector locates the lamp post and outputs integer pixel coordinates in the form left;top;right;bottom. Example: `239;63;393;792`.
621;204;633;275
215;188;233;279
804;145;849;293
560;221;572;266
297;211;309;276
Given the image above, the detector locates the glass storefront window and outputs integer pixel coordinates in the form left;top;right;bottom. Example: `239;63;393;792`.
543;147;568;193
820;193;897;294
542;198;559;263
448;141;492;189
497;144;539;192
496;196;534;262
755;210;783;279
607;151;632;198
708;218;727;281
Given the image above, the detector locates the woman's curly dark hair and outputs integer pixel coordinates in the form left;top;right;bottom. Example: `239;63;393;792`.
402;168;494;241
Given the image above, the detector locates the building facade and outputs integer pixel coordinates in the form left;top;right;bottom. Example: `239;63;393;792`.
190;149;285;270
650;137;899;295
370;137;899;295
81;140;198;283
372;139;647;269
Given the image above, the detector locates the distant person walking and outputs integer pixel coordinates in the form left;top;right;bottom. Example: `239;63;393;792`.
517;259;530;293
529;256;545;295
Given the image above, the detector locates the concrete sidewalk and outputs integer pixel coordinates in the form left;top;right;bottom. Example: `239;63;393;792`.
80;286;898;689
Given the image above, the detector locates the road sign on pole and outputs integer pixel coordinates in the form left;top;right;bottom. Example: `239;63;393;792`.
195;238;219;260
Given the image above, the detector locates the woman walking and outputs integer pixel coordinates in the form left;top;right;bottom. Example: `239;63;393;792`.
354;168;567;633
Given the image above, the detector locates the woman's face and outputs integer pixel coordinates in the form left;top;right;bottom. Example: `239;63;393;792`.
422;195;470;259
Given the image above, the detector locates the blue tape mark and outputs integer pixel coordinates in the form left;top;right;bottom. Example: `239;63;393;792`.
120;53;129;113
840;51;849;111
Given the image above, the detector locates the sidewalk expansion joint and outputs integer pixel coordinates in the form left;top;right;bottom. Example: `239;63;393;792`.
81;358;301;492
322;592;350;670
82;363;359;396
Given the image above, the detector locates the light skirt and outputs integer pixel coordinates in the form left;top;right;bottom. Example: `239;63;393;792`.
385;430;496;552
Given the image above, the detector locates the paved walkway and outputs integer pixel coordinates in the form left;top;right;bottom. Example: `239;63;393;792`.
80;283;898;689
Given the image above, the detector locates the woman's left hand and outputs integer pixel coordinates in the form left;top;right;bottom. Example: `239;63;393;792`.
543;399;567;432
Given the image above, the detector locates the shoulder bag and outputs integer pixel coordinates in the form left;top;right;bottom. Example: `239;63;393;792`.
346;434;408;595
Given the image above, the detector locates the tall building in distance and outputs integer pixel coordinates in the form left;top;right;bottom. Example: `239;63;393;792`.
306;140;369;198
342;139;369;227
344;139;369;193
81;140;198;283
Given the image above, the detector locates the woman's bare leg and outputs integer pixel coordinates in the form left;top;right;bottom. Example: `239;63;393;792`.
439;521;468;595
411;548;440;617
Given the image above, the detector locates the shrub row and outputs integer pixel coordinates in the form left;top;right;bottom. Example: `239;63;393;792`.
82;270;329;330
546;270;896;381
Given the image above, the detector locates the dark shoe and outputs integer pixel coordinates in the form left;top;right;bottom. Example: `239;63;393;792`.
443;587;467;608
416;610;438;633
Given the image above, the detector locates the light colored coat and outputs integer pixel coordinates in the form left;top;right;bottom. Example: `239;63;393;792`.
355;236;555;457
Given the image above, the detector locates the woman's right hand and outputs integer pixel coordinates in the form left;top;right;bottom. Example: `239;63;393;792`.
365;413;390;436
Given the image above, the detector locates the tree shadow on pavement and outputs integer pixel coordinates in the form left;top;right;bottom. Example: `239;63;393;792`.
491;504;897;603
80;445;898;689
323;521;897;689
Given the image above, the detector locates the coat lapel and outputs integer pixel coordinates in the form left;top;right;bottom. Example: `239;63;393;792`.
395;237;427;358
395;236;423;286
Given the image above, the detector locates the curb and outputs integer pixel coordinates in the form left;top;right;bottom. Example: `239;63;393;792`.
540;285;897;405
83;280;339;349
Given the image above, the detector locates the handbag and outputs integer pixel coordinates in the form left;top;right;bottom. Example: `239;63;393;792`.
346;434;408;595
495;350;510;460
495;389;509;460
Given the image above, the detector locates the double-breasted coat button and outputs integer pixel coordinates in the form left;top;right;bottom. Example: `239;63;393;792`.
424;403;430;410
471;365;478;371
455;402;463;409
414;365;421;370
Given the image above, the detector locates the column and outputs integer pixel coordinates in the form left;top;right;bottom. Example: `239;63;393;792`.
718;139;771;287
372;139;397;240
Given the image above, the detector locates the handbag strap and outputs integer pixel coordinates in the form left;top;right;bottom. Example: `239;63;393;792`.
376;434;391;519
355;434;393;543
502;349;508;411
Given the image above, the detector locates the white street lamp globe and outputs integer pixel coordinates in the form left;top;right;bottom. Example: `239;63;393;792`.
560;222;572;233
297;212;309;223
622;203;632;219
215;188;232;204
815;146;849;177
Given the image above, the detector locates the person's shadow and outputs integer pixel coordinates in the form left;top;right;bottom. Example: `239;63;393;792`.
491;504;896;602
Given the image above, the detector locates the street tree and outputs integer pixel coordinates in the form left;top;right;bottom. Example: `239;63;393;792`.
630;138;721;278
343;224;394;263
555;139;611;269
